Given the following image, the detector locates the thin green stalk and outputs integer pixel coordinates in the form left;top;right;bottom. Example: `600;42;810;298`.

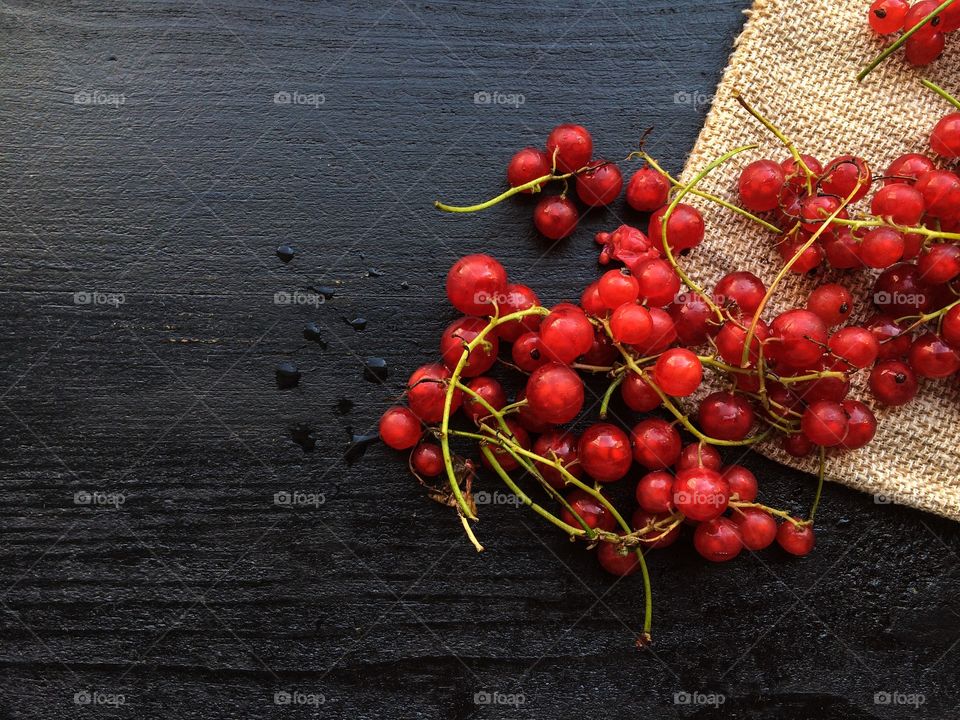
922;78;960;111
809;446;826;524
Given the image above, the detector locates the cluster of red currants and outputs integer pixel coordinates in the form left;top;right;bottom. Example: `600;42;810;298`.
868;0;960;66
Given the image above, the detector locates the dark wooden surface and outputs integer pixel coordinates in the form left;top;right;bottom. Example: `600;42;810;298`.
1;1;958;718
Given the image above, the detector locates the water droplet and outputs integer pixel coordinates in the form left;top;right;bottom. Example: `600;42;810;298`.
276;244;295;263
366;267;384;278
275;360;301;389
309;285;336;300
345;317;367;331
399;280;409;290
345;430;378;464
303;322;327;346
363;357;388;383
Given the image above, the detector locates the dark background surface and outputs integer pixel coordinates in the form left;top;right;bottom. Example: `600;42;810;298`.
0;1;958;718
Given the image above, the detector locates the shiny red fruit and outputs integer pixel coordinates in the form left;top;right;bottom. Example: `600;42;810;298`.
525;362;584;424
446;254;508;316
545;123;593;173
440;316;499;377
694;517;743;562
672;467;729;522
507;147;551;192
579;423;633;483
533;195;578;240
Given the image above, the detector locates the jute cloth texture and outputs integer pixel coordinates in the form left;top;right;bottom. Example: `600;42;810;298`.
679;0;960;520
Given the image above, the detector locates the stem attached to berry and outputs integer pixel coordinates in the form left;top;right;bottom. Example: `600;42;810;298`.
858;0;959;82
833;216;960;243
921;78;960;111
733;94;815;195
807;446;827;524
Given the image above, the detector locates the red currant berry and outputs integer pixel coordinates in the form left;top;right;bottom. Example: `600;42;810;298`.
904;1;943;39
411;442;443;477
781;154;823;189
732;508;778;550
820;155;872;202
533;430;581;489
669;295;714;346
507;147;551;192
631;418;681;470
859;227;905;269
715;271;766;315
866;315;912;360
515;389;553;434
540;304;594;364
870;184;926;225
782;432;814;458
873;263;931;316
918;244;960;285
561;489;615;532
885;153;936;185
840;399;877;450
446;254;508;316
769;309;828;369
379;406;421;450
801;399;849;447
653;348;703;397
610;303;653;345
869;359;919;405
738;159;786;212
799;195;848;233
776;521;815;557
909;332;960;378
632;510;680;549
915;170;960;218
869;0;910;33
595;224;661;273
778;233;824;273
462;376;506;424
579;422;633;483
635;470;675;513
408;363;462;422
481;419;530;472
597;539;641;576
672;467;730;521
722;465;758;502
496;283;542;342
598;269;640;309
625;167;670;211
806;283;853;327
905;31;946;66
580;281;607;316
943;0;960;30
716;318;770;367
698;391;755;441
635;258;681;307
581;329;618;366
525;362;584;424
792;357;851;404
694;517;743;562
822;229;863;269
828;327;880;369
440;317;499;377
621;371;661;412
676;442;722;472
533;195;578;240
942;305;960;347
511;331;547;372
648;203;705;252
545;123;593;173
576;160;623;207
630;307;678;354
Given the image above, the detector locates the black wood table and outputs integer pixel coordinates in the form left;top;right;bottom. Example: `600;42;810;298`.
1;1;957;718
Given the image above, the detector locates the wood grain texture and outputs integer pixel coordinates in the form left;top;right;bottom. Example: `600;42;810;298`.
0;1;957;718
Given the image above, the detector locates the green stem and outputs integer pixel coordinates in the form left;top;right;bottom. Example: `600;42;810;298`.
858;0;959;82
833;217;960;242
809;446;826;524
599;374;625;420
434;171;567;212
734;94;814;194
922;78;960;111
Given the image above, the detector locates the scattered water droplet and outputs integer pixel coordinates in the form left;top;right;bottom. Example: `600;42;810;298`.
399;280;409;290
345;317;367;331
366;267;384;278
303;322;327;346
275;360;301;389
345;429;378;464
290;423;316;452
276;244;295;263
309;285;336;300
363;357;388;383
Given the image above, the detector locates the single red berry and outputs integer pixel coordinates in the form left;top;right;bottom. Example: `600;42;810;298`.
625;167;671;211
782;432;814;458
909;332;960;378
648;203;705;252
675;442;722;472
621;371;661;412
480;419;530;472
801;400;849;447
610;303;653;345
579;422;633;483
631;418;681;470
822;230;863;269
828;327;880;369
462;376;506;424
581;329;618;366
768;309;828;370
942;305;960;348
778;233;824;273
507;147;551;192
872;263;931;316
561;489;615;532
781;154;823;190
820;155;872;202
632;510;681;549
866;315;913;360
716;318;770;367
905;31;944;67
630;307;678;354
732;508;778;550
870;184;926;225
694;517;743;562
841;399;877;450
634;258;681;307
672;467;730;522
869;359;919;406
540;303;594;364
446;254;508;316
943;0;960;30
915;170;960;218
698;391;755;441
580;281;607;316
715;271;766;315
411;442;444;477
440;316;499;377
885;153;936;185
859;227;905;269
525;362;584;424
408;363;462;422
792;357;851;404
533;430;581;489
806;283;853;327
545;123;593;173
597;539;641;576
533;195;578;240
799;195;848;233
669;294;714;346
722;465;758;503
903;0;944;39
576;160;623;207
379;406;421;450
869;0;910;33
496;283;542;342
738;159;786;212
653;348;703;397
515;389;552;433
635;470;676;513
777;521;815;557
918;244;960;285
598;269;640;309
511;331;548;372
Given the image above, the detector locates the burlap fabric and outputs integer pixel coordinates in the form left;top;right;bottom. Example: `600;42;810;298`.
679;0;960;520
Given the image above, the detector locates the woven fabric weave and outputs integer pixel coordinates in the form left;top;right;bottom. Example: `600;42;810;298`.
680;0;960;519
